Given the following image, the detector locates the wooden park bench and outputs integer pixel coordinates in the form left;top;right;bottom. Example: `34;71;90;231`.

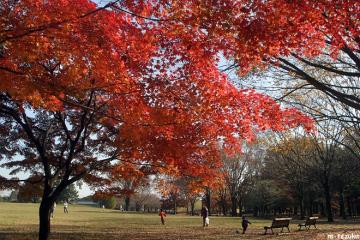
264;218;292;235
298;217;318;230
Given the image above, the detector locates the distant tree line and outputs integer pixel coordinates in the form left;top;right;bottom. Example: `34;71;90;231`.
157;131;360;222
4;183;79;203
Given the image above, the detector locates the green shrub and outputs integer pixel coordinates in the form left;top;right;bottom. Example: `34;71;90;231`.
104;196;116;209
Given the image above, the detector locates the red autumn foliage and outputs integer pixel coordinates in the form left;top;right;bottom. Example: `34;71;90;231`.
151;0;359;73
0;1;326;239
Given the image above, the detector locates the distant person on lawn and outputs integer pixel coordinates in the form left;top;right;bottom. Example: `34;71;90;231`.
241;215;251;234
50;202;56;218
201;206;209;227
64;200;69;213
159;209;166;225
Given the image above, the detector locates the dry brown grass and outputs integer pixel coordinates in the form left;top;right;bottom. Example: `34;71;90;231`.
0;203;359;240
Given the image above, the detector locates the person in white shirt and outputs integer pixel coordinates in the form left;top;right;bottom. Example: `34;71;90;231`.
64;200;69;213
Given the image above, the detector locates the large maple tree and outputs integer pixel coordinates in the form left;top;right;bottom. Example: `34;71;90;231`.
0;1;312;240
155;0;359;109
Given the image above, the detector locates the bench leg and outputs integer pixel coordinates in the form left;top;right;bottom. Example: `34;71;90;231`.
281;227;284;233
271;228;274;234
264;228;267;235
314;224;317;229
287;227;290;232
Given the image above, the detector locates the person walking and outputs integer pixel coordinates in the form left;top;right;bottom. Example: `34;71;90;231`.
241;215;251;234
201;206;209;227
159;209;167;225
64;200;69;213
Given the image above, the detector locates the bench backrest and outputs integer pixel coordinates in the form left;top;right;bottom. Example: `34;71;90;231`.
305;217;318;225
271;218;291;228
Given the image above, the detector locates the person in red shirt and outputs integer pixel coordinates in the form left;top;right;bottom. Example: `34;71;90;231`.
159;209;167;225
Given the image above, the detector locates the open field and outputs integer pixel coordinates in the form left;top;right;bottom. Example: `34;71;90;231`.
0;203;359;240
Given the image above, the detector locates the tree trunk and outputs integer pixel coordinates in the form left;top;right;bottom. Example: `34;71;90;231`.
38;176;70;240
125;196;130;211
190;200;195;216
221;200;227;216
238;199;243;217
205;188;211;216
307;205;313;217
299;199;305;220
261;205;265;217
231;196;237;217
339;190;346;219
347;196;352;217
219;192;227;216
38;197;52;240
309;199;314;216
253;206;258;217
135;202;140;211
323;182;334;222
320;202;326;217
174;200;177;215
313;203;318;215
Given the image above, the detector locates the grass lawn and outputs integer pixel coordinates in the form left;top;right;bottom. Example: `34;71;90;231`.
0;203;359;240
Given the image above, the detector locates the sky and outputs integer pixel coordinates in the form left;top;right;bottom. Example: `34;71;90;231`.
0;167;92;198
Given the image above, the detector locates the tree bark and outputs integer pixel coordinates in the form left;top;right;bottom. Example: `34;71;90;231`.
205;188;211;216
339;190;346;219
253;206;258;217
190;200;195;216
238;199;243;217
125;196;130;211
309;199;314;216
320;202;326;217
299;199;305;220
323;182;334;222
221;200;227;216
38;197;53;240
231;196;237;217
174;200;177;215
347;196;352;217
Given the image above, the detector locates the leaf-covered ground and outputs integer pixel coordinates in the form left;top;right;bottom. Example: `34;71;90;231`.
0;203;359;240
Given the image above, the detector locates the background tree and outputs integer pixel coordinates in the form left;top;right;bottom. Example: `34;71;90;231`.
214;182;229;216
157;176;184;214
221;144;260;216
143;194;161;212
0;1;314;239
264;134;315;219
104;196;117;209
17;182;43;203
132;180;153;212
160;1;359;111
9;190;18;202
244;180;292;217
58;184;79;203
